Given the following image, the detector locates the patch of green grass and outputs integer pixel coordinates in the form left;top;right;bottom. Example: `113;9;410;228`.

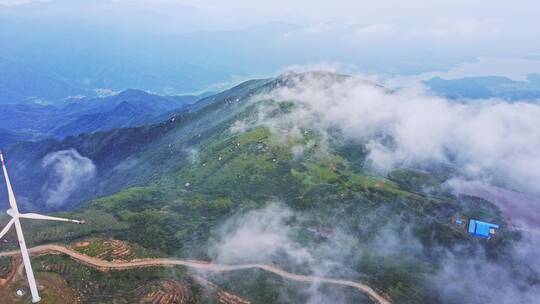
91;186;162;213
238;126;272;144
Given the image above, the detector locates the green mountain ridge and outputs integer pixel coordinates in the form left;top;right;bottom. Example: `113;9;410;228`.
0;71;528;303
2;76;276;211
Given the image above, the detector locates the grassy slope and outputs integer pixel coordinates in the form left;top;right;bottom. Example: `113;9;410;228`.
0;76;517;303
10;121;511;303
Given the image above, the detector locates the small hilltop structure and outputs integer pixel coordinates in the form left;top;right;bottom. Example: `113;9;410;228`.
452;215;499;239
468;219;499;239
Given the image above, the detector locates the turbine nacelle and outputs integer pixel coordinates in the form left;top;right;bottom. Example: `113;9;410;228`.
6;208;16;218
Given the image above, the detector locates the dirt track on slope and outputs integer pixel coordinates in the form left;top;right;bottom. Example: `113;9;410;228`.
0;244;392;304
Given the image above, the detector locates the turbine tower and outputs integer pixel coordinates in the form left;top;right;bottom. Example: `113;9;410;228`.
0;150;84;303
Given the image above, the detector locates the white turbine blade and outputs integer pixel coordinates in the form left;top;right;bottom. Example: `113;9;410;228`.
13;218;41;303
0;218;15;239
0;152;41;302
0;151;19;212
19;213;84;224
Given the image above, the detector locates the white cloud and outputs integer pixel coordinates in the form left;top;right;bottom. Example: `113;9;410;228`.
208;202;364;302
41;149;96;208
405;19;500;41
0;0;49;6
255;72;540;198
207;199;540;303
445;178;540;230
208;202;313;264
434;247;540;304
352;23;394;37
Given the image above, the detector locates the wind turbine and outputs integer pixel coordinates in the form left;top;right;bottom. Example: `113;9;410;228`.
0;150;84;303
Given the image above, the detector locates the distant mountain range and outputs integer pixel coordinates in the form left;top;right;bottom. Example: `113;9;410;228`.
2;75;274;211
0;128;40;148
425;74;540;100
0;2;293;103
0;57;92;104
0;89;199;145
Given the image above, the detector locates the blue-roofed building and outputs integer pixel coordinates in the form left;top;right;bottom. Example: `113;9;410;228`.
468;219;499;239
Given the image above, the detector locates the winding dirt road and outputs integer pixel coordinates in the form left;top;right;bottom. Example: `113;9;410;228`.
0;244;391;304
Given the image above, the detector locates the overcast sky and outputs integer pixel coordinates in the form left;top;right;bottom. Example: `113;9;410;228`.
1;0;539;78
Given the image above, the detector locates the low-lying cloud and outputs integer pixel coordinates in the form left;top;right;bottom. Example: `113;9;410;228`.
446;178;540;230
41;149;96;208
209;203;540;304
433;243;540;304
230;72;540;231
208;202;363;302
208;202;312;265
213;72;540;303
259;73;540;195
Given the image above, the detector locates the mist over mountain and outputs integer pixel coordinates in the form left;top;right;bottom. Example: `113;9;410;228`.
1;76;274;211
5;70;540;227
0;1;539;303
1;71;538;303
